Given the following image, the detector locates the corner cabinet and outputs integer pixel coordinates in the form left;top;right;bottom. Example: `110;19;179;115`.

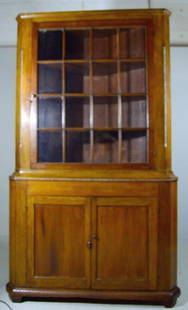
7;9;180;307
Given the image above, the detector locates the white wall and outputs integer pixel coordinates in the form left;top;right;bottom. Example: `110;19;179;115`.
171;47;188;239
0;1;187;242
0;47;16;236
1;0;188;45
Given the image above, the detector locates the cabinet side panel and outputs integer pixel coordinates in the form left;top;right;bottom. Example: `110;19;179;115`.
9;180;27;286
9;180;16;284
169;181;177;286
158;182;177;290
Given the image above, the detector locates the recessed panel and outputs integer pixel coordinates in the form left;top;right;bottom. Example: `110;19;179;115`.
97;205;148;279
34;203;86;277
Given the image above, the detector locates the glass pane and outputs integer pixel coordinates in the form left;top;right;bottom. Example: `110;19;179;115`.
38;30;62;60
66;64;89;93
93;29;117;59
122;130;147;163
93;63;117;93
120;63;146;93
65;30;89;59
93;131;118;163
38;131;62;162
66;97;89;128
122;96;147;128
38;64;62;94
93;96;118;128
65;131;90;163
119;28;145;58
38;98;62;129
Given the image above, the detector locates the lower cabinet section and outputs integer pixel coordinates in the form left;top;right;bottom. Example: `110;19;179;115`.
8;179;179;306
27;196;158;290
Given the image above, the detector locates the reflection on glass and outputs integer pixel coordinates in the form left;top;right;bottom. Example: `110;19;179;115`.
66;64;89;93
93;63;117;93
65;30;89;59
65;131;90;162
122;96;147;128
38;131;62;162
120;63;146;93
66;97;89;128
93;131;118;163
119;28;145;59
93;97;118;128
122;130;147;163
38;98;62;129
93;29;117;59
38;30;62;60
38;64;62;94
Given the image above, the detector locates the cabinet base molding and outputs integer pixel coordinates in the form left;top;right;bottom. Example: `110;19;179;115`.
7;283;180;308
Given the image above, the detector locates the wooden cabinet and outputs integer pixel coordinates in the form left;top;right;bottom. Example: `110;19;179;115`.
8;9;180;307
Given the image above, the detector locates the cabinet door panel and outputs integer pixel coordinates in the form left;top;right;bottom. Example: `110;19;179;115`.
27;196;91;288
92;197;158;290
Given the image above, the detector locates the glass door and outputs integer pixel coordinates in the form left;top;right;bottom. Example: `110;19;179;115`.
34;25;149;165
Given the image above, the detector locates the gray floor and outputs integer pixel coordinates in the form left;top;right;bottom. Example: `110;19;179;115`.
0;236;187;310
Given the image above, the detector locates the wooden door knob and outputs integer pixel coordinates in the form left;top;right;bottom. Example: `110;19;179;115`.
87;240;92;249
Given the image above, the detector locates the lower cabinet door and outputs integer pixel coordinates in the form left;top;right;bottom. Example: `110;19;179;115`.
27;196;91;288
92;197;158;290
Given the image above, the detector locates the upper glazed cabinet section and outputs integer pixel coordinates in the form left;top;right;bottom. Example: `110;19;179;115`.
36;27;148;165
17;10;170;170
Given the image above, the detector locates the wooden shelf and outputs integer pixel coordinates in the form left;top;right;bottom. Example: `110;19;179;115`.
37;92;146;98
37;127;148;131
37;58;145;64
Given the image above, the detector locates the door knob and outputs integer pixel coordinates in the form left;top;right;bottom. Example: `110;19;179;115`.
87;240;92;249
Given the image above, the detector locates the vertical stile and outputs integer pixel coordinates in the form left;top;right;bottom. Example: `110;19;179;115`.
89;28;94;163
33;26;39;164
117;28;122;163
62;29;66;162
144;26;149;163
127;29;131;162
